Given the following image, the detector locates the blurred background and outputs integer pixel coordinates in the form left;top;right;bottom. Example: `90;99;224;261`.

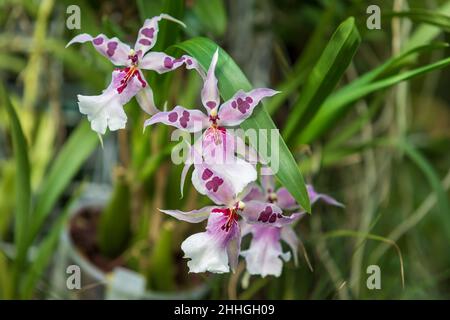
0;0;449;299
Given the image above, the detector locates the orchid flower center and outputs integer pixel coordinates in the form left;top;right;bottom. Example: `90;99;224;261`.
206;108;226;145
212;201;245;232
116;49;146;94
267;190;278;203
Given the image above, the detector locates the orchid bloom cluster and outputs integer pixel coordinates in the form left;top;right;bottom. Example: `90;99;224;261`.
66;14;203;135
69;14;343;277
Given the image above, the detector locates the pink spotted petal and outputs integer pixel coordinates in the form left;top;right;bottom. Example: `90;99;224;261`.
159;206;218;223
201;49;220;114
218;88;280;126
134;14;186;56
139;52;201;75
240;200;301;227
143;106;209;133
66;33;131;66
191;162;237;206
195;158;257;202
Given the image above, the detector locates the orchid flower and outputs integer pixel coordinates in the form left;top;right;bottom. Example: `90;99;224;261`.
240;174;343;277
144;48;278;193
66;14;203;135
144;49;278;158
159;164;301;274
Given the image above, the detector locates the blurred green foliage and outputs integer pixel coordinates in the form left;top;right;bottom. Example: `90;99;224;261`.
0;0;449;300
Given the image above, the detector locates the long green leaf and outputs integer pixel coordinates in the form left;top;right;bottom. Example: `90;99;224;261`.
192;0;227;37
266;2;336;115
20;188;81;299
2;84;31;293
174;37;311;212
282;17;361;141
30;121;98;244
299;55;450;144
385;9;450;32
399;139;450;242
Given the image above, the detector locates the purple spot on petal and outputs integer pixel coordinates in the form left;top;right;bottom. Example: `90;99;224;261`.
235;96;251;114
205;176;223;192
269;214;277;223
186;59;193;65
180;118;188;128
93;37;104;45
206;101;216;109
141;27;155;38
257;206;273;223
164;57;173;69
202;169;213;180
107;41;118;49
106;41;117;57
168;112;178;123
139;39;151;46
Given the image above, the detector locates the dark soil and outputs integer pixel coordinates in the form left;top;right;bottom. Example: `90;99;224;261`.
69;206;124;273
69;206;206;291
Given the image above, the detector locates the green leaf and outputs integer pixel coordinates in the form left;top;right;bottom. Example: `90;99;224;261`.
282;17;361;142
399;139;450;242
20;188;81;299
98;173;131;258
1;84;31;292
299;54;450;144
174;37;311;212
192;0;227;37
30;121;99;245
266;3;336;115
152;0;185;52
147;221;175;291
385;9;450;32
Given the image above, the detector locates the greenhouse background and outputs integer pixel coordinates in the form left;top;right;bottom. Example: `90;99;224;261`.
0;0;450;300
